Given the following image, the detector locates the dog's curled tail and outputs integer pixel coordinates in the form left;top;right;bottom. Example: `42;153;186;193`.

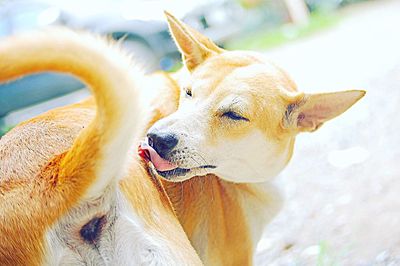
0;28;141;200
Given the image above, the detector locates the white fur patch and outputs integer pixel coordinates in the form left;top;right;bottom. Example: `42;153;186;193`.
44;188;190;265
212;130;289;183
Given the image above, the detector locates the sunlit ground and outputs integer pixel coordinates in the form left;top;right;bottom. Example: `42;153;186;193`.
255;0;400;264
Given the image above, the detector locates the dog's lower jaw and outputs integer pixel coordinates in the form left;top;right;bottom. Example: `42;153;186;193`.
148;163;217;182
156;168;191;179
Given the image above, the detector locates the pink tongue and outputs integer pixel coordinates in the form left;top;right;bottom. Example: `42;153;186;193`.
140;142;178;171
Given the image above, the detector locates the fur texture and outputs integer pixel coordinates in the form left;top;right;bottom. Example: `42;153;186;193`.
140;12;365;266
0;29;201;265
0;12;365;266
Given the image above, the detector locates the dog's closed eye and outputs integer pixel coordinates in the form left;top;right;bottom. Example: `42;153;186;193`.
221;111;249;122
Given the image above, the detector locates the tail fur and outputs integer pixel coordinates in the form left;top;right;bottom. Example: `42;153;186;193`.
0;28;142;264
0;28;141;197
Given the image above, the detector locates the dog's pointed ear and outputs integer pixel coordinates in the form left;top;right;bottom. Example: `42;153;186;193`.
164;11;222;71
284;90;365;132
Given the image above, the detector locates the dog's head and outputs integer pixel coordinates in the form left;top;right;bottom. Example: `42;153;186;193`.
140;12;365;183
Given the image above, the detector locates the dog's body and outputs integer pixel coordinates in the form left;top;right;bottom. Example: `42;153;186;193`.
162;176;281;265
139;13;365;266
140;70;282;266
0;30;201;265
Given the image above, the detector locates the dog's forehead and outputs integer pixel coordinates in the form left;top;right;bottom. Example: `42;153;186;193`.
192;51;296;97
223;64;290;91
190;51;257;89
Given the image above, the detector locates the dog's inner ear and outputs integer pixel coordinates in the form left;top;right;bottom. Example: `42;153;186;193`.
286;90;365;132
164;11;222;72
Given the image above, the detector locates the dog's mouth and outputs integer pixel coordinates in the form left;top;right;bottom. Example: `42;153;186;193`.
138;140;216;180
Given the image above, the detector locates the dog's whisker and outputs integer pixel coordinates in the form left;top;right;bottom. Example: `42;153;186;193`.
180;182;184;207
192;151;208;167
190;156;204;169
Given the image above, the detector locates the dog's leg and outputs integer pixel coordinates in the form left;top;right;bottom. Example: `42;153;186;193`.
0;29;140;264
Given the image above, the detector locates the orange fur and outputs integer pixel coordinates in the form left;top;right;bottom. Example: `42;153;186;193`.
0;29;138;264
0;12;364;265
163;176;254;266
139;73;278;266
0;29;201;265
138;12;365;266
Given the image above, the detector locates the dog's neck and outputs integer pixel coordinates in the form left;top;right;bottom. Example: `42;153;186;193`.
162;175;282;265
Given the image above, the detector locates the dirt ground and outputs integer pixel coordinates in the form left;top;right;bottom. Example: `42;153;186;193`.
254;0;400;265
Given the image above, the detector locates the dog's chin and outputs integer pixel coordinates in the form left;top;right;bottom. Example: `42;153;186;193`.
148;164;216;182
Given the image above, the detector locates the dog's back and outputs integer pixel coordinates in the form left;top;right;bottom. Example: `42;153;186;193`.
0;99;94;182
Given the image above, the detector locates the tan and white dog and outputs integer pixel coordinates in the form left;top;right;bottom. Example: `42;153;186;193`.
139;12;366;265
0;30;202;265
0;10;365;265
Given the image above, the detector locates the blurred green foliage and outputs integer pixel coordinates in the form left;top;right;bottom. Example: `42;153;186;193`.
306;0;370;12
316;240;353;266
0;124;13;136
226;12;339;51
166;61;183;72
317;241;337;266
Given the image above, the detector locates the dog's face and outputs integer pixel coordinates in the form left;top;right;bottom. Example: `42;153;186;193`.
143;52;298;183
140;12;365;183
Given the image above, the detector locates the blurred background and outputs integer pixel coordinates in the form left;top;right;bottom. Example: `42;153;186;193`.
1;0;400;265
0;0;366;133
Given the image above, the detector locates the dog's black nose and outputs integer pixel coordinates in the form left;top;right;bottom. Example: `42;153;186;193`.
147;132;178;158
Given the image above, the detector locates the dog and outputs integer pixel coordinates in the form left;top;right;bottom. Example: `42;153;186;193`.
0;29;202;265
138;12;366;265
